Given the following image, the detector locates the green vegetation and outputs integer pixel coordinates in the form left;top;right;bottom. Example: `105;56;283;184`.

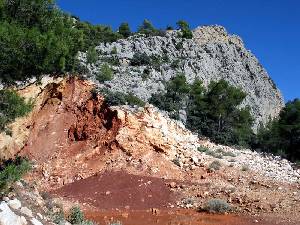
0;157;31;192
208;160;222;171
150;73;190;119
101;89;145;107
131;53;152;66
253;99;300;161
96;63;114;82
0;0;84;83
150;75;254;146
201;199;232;213
0;89;33;133
118;22;131;38
67;206;95;225
197;146;209;153
86;47;98;64
137;19;165;37
177;20;193;39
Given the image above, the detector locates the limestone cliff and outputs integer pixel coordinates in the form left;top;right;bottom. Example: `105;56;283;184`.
79;25;284;130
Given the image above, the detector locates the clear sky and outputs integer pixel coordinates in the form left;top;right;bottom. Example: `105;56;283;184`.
57;0;299;101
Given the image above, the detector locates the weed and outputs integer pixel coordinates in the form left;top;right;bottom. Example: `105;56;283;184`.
201;199;232;213
197;146;209;153
208;160;222;172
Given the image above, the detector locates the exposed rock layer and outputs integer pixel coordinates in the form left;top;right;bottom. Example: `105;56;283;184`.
80;25;284;129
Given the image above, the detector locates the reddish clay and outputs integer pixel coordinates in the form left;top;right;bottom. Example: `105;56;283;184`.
84;210;294;225
53;170;178;210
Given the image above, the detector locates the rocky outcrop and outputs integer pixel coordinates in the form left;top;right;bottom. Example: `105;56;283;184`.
79;25;284;130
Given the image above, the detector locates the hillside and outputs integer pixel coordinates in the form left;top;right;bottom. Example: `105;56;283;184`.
79;25;284;130
0;77;299;225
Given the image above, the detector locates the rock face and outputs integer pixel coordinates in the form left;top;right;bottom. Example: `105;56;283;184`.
79;25;284;130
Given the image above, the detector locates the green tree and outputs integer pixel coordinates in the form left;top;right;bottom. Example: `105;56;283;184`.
0;89;33;132
118;22;131;38
176;20;193;39
138;19;157;36
187;79;253;146
255;99;300;161
150;74;190;119
0;0;84;83
86;47;98;64
96;63;114;82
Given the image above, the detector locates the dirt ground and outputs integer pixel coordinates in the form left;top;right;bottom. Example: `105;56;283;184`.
53;170;179;210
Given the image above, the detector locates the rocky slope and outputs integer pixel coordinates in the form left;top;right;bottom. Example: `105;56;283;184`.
1;77;299;225
79;25;284;130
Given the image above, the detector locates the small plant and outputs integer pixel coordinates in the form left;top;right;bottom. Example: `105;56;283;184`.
241;164;249;171
68;206;84;224
208;160;222;172
172;158;181;167
111;46;117;55
177;20;193;39
170;59;180;69
125;93;146;107
86;47;98;64
0;90;33;132
96;63;114;83
0;157;31;192
223;151;236;157
197;146;209;153
228;158;236;163
201;199;232;213
108;221;122;225
130;52;151;66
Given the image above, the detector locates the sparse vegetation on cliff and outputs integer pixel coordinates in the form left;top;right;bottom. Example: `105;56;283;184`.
0;157;31;193
0;90;33;133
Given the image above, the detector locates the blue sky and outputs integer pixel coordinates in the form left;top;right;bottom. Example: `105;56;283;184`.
57;0;300;101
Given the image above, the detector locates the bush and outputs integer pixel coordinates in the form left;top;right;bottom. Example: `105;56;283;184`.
86;47;98;64
201;199;232;213
100;89;145;107
68;206;84;224
208;160;222;171
118;22;131;38
0;90;33;132
177;20;193;39
0;157;31;192
149;73;190;120
96;63;113;82
0;0;84;83
130;53;151;66
197;146;209;153
253;99;300;162
67;206;96;225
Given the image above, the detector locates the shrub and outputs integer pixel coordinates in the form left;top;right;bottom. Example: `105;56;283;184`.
177;20;193;39
130;53;151;66
201;199;232;213
111;46;118;55
86;47;98;64
96;63;113;82
0;0;84;83
0;90;33;132
125;93;146;107
208;160;222;171
100;89;145;107
0;157;31;192
241;164;249;171
68;206;84;224
197;146;209;153
109;222;122;225
118;22;131;38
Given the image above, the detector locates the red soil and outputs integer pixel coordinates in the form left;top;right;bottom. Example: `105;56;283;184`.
53;170;178;210
85;210;291;225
